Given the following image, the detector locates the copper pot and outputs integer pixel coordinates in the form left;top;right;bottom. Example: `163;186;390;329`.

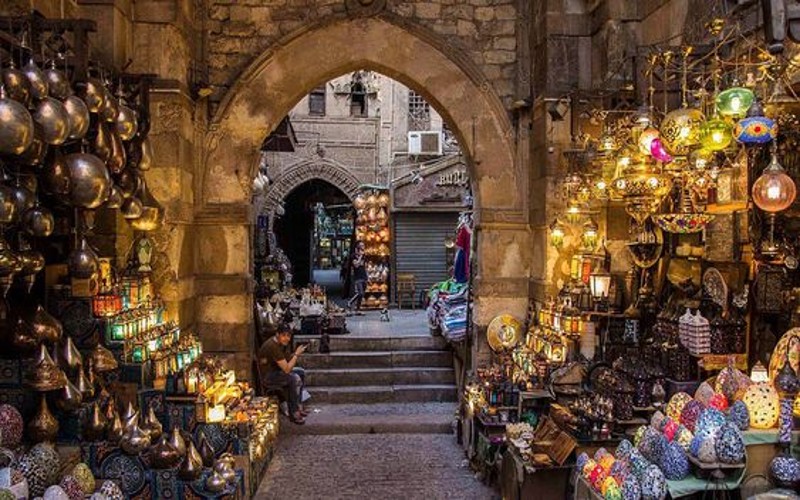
83;402;106;441
43;63;70;100
120;419;150;455
168;426;186;457
58;337;83;371
27;394;58;443
106;185;123;209
0;185;16;225
90;343;118;372
198;432;215;467
67;237;99;279
65;152;111;209
23;304;63;343
41;149;70;196
150;435;180;469
55;376;83;412
0;87;34;155
178;441;203;481
33;97;70;145
3;61;31;105
107;128;126;175
78;79;102;114
17;124;47;166
116;104;138;141
63;95;90;140
101;92;119;123
22;204;54;237
121;196;143;219
25;344;67;391
142;406;162;441
22;58;48;100
205;471;226;493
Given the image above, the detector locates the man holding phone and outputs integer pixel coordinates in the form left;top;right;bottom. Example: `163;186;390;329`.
258;325;309;424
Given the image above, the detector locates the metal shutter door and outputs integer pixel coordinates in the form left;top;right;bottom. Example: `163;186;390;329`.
393;212;459;302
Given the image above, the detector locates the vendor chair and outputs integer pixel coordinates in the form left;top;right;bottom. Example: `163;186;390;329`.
396;273;417;309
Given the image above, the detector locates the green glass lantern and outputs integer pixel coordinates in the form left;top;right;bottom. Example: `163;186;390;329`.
660;107;706;156
716;86;755;119
699;116;733;151
132;345;145;363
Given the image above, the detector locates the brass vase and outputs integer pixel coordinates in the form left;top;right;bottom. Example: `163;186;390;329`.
142;406;162;441
83;402;106;441
119;418;150;455
25;343;67;391
22;58;48;100
149;435;180;469
198;432;215;467
178;441;203;481
27;394;58;443
168;426;186;457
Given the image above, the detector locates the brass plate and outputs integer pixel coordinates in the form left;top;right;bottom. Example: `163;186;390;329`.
487;314;523;352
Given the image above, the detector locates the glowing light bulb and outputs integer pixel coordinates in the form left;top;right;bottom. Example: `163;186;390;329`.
730;96;741;113
768;184;782;200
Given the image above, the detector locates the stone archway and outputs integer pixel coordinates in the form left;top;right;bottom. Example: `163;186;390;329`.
262;160;361;212
194;15;532;377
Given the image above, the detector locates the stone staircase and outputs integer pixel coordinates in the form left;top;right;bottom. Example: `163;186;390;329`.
297;334;458;405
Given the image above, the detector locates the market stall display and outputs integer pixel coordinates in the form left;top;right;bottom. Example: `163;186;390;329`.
354;188;390;310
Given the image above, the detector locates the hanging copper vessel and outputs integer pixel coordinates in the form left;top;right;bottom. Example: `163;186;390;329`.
139;138;153;171
3;61;31;105
67;237;99;280
168;426;187;457
107;129;126;175
9;184;34;225
106;410;124;444
23;304;63;343
22;58;48;100
94;121;112;163
150;435;180;469
17;125;48;166
119;418;150;455
15;248;44;292
41;149;70;196
65;152;111;209
74;365;94;399
33;97;70;145
128;180;163;232
58;337;83;371
22;204;54;238
0;86;34;155
116;169;139;198
81;78;106;113
106;185;123;209
142;406;162;441
0;184;16;225
43;62;70;100
198;432;215;467
101;92;119;123
25;344;67;391
27;394;58;443
55;376;83;412
121;196;143;220
90;343;118;372
63;95;90;140
116;104;138;141
83;402;106;441
178;441;203;481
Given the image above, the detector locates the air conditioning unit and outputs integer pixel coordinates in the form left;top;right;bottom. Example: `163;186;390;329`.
408;131;443;156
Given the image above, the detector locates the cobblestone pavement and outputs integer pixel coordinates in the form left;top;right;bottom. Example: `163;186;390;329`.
255;433;498;500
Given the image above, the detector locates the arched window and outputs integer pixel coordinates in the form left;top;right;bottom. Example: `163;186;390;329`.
308;85;326;116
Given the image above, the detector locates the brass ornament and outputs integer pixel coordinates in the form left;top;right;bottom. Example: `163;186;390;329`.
149;435;180;469
22;205;55;238
15;248;44;291
74;364;94;399
43;63;71;100
67;237;99;280
9;184;34;225
25;344;67;391
11;317;38;354
81;78;106;113
128;180;163;232
94;121;112;163
106;410;124;444
17;124;48;166
0;87;34;155
142;406;162;441
486;314;523;352
121;196;143;219
22;58;48;100
55;377;83;412
23;304;63;344
116;104;138;141
204;470;226;493
90;343;118;372
64;152;111;209
178;441;203;481
106;185;123;209
63;95;90;140
168;426;187;457
58;337;83;371
122;402;137;429
0;185;16;224
119;417;150;455
27;394;58;443
138;138;153;171
2;61;31;105
33;97;70;145
198;432;215;467
83;402;106;441
41;149;71;196
101;92;119;123
107;128;126;175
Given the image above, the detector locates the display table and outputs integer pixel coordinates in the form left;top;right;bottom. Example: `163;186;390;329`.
500;447;572;500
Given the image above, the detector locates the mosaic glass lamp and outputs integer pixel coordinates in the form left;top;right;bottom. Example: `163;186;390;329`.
716;85;755;119
735;100;777;144
660;107;705;156
699;115;733;151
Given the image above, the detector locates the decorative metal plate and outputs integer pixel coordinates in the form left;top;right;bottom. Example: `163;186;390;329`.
486;314;522;352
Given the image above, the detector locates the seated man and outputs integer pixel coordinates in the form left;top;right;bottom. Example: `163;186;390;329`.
258;326;308;424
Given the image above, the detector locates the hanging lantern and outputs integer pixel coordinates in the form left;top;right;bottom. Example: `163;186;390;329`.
751;361;769;383
735;101;777;144
597;132;618;154
716;86;755;119
549;219;565;249
752;153;797;213
742;382;780;429
638;127;660;156
581;218;599;251
649;138;673;163
659;107;705;156
699;116;733;151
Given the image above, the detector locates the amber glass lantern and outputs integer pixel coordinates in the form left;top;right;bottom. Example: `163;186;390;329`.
699;115;733;151
752;154;797;213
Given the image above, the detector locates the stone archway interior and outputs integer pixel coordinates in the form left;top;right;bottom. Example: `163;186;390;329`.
263;159;362;212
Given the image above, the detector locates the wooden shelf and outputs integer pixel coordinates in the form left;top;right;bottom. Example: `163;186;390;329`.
705;201;747;214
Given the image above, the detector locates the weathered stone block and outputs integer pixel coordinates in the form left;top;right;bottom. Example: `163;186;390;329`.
198;295;251;324
474;6;494;21
484;49;515;65
415;2;441;19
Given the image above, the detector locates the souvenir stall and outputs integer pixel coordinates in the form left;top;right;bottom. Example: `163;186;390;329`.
466;18;800;500
353;187;390;310
0;12;278;500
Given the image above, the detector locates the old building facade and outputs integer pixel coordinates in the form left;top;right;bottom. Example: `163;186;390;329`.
0;0;736;377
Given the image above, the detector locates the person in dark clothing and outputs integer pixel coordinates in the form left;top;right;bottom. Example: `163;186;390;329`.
347;241;367;314
258;326;308;424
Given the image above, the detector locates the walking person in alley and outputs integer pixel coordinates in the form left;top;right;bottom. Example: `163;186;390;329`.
347;241;367;315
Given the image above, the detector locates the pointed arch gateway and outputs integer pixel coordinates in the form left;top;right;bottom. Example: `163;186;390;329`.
262;160;361;212
194;15;532;376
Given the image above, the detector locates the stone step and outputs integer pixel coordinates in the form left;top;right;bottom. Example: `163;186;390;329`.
305;367;455;387
302;350;453;369
308;384;458;404
283;403;456;435
295;335;447;352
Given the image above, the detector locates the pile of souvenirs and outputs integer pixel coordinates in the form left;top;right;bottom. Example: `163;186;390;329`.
427;280;469;342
